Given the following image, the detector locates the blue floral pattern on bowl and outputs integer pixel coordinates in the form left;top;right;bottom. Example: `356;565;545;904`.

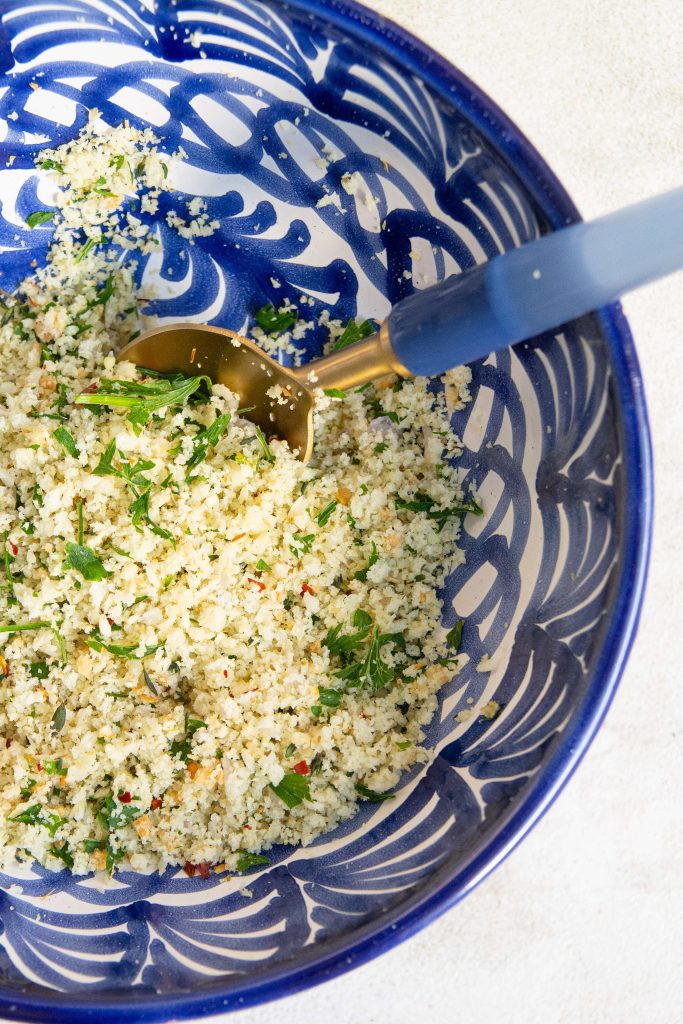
0;1;651;1020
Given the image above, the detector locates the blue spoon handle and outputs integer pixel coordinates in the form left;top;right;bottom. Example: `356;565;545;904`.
386;187;683;377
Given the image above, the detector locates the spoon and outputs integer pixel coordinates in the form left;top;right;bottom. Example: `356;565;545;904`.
118;187;683;461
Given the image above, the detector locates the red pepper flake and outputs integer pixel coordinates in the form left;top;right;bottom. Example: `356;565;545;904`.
150;798;162;811
8;541;18;557
82;381;99;394
36;762;43;771
5;738;12;749
293;759;310;776
183;861;197;877
223;669;228;678
106;616;115;627
300;582;314;597
243;824;252;830
197;861;211;879
247;577;266;592
118;791;132;804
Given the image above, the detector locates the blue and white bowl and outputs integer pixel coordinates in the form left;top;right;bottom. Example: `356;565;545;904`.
0;1;652;1020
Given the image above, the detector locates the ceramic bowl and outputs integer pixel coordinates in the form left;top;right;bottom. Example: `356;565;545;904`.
0;1;651;1020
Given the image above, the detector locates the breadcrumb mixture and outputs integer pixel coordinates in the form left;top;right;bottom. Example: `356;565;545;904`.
0;121;473;876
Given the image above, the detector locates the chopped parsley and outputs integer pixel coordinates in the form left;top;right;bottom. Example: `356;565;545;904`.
51;703;66;733
289;532;315;559
353;541;378;582
254;303;297;336
316;500;337;527
0;622;66;663
65;542;112;581
48;842;74;869
11;803;66;835
317;687;341;708
446;619;464;652
86;630;161;660
43;758;67;776
270;771;311;808
355;782;395;803
323;388;346;398
53;427;80;460
333;318;375;351
394;492;483;532
185;413;231;473
75;371;212;434
236;851;269;872
25;210;56;229
170;717;207;763
253;425;275;464
324;610;400;692
255;559;271;572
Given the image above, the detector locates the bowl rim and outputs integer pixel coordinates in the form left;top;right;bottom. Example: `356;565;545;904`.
0;1;653;1020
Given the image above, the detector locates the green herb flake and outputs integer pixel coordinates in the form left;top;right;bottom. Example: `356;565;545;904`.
254;303;297;336
26;210;56;229
86;630;161;660
284;742;297;757
333;318;375;351
75;371;212;434
253;425;275;464
318;687;341;708
65;542;112;581
255;559;271;572
395;492;483;532
49;842;74;869
316;500;337;527
185;413;231;473
323;388;346;398
269;771;312;808
53;427;80;460
355;782;395;803
51;703;66;733
353;540;378;583
445;619;464;653
43;758;67;777
11;802;67;835
236;851;269;872
41;159;64;173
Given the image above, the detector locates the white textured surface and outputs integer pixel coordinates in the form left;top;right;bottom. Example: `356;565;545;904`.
210;3;682;1023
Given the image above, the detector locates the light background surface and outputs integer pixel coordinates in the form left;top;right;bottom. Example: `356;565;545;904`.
4;2;678;1022
213;2;681;1022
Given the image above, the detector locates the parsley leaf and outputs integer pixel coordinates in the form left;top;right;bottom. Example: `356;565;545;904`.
318;687;341;708
49;842;74;869
254;303;297;336
65;542;112;581
355;782;395;803
270;772;312;808
394;492;483;532
75;372;212;434
53;427;80;459
236;851;269;872
11;803;66;835
333;318;375;350
170;717;207;763
253;425;275;464
86;630;161;660
316;500;337;527
185;413;231;473
446;619;464;652
353;540;378;582
26;210;56;229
